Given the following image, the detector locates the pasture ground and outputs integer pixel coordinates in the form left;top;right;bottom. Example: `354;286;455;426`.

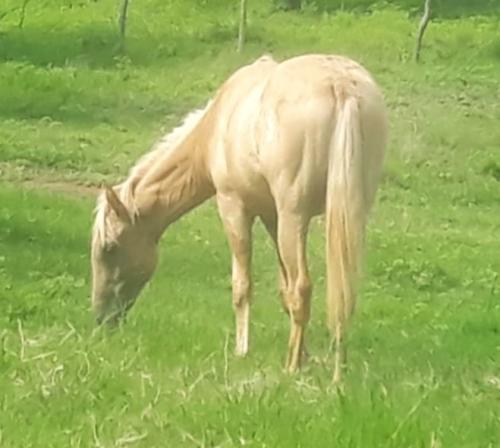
1;1;499;446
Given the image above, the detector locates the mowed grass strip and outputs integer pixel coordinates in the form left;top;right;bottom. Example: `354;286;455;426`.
1;1;499;182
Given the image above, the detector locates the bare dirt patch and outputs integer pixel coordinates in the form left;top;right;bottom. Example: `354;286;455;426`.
1;162;105;198
19;179;99;197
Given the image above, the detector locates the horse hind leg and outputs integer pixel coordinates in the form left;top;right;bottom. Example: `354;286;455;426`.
261;213;310;365
217;193;254;357
275;210;312;373
260;214;288;314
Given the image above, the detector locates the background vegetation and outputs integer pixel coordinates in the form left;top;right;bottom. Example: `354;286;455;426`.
1;0;499;446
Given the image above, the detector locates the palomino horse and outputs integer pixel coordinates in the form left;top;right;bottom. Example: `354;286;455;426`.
91;54;387;381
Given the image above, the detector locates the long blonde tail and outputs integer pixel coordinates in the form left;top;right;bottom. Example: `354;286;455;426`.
326;93;366;379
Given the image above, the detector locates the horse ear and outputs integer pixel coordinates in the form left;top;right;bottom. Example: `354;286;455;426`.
104;187;132;225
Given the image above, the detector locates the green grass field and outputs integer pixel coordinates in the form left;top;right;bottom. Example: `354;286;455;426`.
1;1;499;446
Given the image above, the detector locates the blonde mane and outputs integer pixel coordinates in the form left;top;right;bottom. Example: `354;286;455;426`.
93;101;212;245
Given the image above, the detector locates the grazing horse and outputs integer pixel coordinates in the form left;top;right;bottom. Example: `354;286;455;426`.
90;54;387;381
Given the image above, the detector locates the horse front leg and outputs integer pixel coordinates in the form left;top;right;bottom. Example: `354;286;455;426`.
217;193;254;357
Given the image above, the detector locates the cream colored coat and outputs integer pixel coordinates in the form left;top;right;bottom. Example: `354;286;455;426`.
91;54;387;381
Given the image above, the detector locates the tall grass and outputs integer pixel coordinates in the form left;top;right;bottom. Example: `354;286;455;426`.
1;1;499;446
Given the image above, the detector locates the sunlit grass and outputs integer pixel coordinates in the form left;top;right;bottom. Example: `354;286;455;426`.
1;0;499;446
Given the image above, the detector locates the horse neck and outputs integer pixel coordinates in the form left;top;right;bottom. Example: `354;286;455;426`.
132;131;215;239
